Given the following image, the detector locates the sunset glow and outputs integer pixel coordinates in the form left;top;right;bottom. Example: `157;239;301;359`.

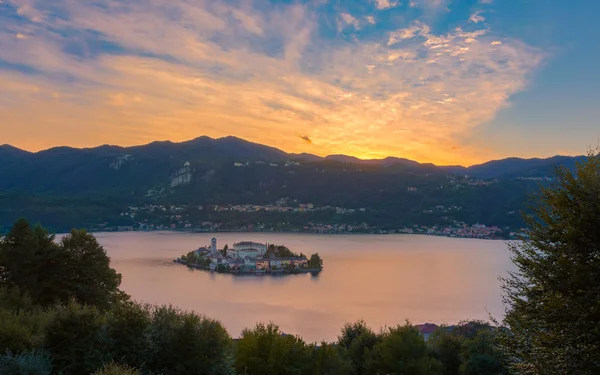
1;0;598;165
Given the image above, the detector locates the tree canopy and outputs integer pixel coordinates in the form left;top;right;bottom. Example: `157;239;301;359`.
0;219;124;310
500;151;600;374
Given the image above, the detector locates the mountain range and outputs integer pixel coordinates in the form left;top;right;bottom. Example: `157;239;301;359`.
0;135;585;190
0;136;584;232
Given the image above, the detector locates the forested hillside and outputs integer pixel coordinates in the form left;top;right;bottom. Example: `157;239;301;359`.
0;136;578;232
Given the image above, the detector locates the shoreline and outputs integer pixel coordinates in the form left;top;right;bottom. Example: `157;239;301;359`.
88;228;515;241
173;258;323;276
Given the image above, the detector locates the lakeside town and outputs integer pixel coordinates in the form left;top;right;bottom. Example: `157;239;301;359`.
89;201;528;240
175;238;323;275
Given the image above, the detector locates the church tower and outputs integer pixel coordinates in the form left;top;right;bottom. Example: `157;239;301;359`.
211;237;217;254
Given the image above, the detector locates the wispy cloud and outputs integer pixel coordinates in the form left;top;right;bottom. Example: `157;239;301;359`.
374;0;400;10
338;12;362;31
470;11;485;23
0;0;544;164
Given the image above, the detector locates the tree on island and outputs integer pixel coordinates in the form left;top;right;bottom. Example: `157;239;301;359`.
266;245;298;258
499;150;600;374
223;244;228;257
308;253;323;269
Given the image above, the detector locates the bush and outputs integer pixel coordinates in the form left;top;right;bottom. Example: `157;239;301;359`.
92;362;141;375
105;301;152;370
338;320;381;375
236;322;310;375
146;305;235;375
0;350;52;375
43;302;111;375
365;324;442;375
0;295;53;353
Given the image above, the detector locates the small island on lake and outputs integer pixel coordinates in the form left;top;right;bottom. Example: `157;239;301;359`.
174;238;323;275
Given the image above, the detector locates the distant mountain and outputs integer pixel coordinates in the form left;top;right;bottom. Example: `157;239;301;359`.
0;136;584;195
1;135;584;232
456;155;587;179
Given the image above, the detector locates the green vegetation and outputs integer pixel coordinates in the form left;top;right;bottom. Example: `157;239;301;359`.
0;219;123;310
499;151;600;374
266;244;298;258
0;218;502;374
1;147;598;375
308;253;323;268
429;321;507;375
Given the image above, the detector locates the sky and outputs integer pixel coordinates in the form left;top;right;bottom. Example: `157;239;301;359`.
1;0;599;166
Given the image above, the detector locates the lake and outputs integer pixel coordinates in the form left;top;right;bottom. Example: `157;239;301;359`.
95;231;515;343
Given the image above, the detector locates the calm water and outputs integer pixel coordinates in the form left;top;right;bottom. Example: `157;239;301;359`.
94;232;515;343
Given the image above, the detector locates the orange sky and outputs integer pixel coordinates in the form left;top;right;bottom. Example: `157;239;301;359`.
0;0;558;166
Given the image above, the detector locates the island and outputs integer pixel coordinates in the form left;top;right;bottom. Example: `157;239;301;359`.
174;238;323;275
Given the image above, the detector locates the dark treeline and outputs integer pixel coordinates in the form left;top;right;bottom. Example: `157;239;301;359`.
1;152;600;374
0;218;505;375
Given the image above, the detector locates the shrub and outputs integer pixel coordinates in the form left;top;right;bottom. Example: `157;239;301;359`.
0;350;52;375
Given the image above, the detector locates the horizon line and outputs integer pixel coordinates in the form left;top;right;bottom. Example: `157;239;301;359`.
0;135;584;169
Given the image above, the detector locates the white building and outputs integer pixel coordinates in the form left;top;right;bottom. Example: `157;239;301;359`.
211;237;217;254
233;241;267;258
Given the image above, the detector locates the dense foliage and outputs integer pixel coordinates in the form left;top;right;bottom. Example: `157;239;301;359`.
0;218;507;374
4;148;600;375
499;152;600;374
0;219;123;310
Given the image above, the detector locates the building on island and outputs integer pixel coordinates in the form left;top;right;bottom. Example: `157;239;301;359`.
211;237;217;254
244;256;256;269
256;257;270;270
232;241;267;258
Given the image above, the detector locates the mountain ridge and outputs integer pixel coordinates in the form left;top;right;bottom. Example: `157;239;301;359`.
0;136;583;170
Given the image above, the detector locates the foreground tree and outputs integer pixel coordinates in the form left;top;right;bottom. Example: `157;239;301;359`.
364;323;442;375
236;322;310;375
500;151;600;374
0;220;124;309
59;229;123;310
337;320;381;375
0;219;64;306
146;306;235;375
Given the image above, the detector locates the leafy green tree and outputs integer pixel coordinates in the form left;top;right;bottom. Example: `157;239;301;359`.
337;320;380;375
44;302;111;375
105;301;152;370
500;152;600;374
428;327;463;375
307;342;354;375
364;324;442;375
0;350;52;375
236;322;310;375
308;253;323;268
0;220;125;310
460;330;506;375
0;287;53;354
145;305;235;375
60;229;124;310
0;219;65;306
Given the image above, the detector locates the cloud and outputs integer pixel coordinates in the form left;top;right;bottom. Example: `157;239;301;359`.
387;21;430;45
0;0;544;165
469;11;485;23
365;16;376;25
338;12;362;31
491;41;502;45
374;0;400;10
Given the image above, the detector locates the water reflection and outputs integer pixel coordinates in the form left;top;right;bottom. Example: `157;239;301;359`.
95;231;514;342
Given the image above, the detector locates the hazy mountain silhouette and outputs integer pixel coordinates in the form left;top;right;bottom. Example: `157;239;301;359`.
0;136;584;194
